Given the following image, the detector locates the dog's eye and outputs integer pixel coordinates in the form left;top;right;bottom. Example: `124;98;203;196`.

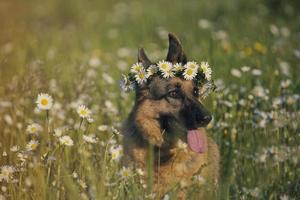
168;90;180;99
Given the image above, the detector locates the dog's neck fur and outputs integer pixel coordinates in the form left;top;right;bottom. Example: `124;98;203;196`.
123;104;187;164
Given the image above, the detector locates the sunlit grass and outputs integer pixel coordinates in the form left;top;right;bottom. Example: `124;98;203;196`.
0;0;299;199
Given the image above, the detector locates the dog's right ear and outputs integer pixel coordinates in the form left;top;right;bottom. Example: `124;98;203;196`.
166;33;187;64
138;48;152;68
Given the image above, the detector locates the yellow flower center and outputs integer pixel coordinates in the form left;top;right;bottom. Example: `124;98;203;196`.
187;69;193;75
41;99;48;105
123;171;129;177
80;110;87;116
31;143;38;150
139;73;145;79
135;66;142;71
31;127;37;132
161;64;168;69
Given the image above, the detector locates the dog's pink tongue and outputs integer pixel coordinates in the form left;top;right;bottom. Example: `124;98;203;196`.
187;129;206;153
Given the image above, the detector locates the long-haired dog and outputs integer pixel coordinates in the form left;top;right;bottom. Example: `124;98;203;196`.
122;33;219;199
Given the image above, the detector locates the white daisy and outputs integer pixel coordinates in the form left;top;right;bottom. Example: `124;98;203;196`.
109;145;123;162
0;165;15;182
77;105;91;119
200;62;212;81
185;61;199;70
26;123;42;134
120;75;135;92
134;70;147;84
97;125;109;131
54;128;64;137
183;67;197;80
59;135;74;146
119;166;132;179
82;134;98;144
26;140;39;151
36;93;53;110
173;63;184;72
157;60;172;72
130;62;144;73
10;145;19;152
146;65;158;77
161;69;174;79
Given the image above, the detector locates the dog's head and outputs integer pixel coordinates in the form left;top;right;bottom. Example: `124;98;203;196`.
135;33;212;131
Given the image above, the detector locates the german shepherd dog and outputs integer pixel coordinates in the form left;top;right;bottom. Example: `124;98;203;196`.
122;33;219;199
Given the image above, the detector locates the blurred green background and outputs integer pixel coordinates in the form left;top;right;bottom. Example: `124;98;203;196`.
0;0;300;199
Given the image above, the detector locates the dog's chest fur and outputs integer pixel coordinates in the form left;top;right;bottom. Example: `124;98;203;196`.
123;127;219;198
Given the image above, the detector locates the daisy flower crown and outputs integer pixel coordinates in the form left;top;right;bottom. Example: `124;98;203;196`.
120;33;216;98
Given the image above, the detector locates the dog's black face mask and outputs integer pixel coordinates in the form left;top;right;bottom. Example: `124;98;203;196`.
147;76;212;130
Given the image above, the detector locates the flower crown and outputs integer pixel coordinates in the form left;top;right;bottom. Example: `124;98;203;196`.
120;60;216;98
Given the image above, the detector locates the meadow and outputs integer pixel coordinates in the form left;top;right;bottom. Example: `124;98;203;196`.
0;0;300;199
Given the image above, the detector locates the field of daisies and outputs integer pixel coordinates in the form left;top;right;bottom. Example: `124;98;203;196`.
0;0;300;199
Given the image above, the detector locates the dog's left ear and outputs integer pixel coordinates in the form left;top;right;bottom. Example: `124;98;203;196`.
138;48;152;68
166;33;187;64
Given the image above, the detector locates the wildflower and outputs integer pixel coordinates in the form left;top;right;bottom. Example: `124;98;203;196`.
102;73;114;84
78;179;87;189
36;93;53;110
109;145;123;162
87;117;94;123
77;105;91;119
10;145;19;152
185;61;199;70
119;166;132;179
59;136;74;146
241;66;251;72
0;166;15;182
136;168;144;176
230;68;242;78
26;140;39;151
26;123;42;134
54;128;64;137
157;60;172;72
82;134;98;144
173;63;184;72
254;42;267;54
270;24;279;36
198;19;211;29
183;67;197;80
130;62;144;73
120;75;135;92
279;61;290;76
280;80;291;88
134;70;147;84
72;171;78;179
146;65;158;77
161;68;174;79
200;62;212;81
252;69;262;76
88;56;101;67
98;125;109;131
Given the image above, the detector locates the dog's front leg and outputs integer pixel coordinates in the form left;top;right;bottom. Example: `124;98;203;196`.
135;100;164;146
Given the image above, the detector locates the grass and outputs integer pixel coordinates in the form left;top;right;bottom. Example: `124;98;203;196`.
0;0;300;199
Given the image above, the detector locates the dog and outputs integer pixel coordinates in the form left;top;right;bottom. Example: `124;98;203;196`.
122;33;219;199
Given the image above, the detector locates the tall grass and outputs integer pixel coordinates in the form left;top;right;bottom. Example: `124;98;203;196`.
0;0;299;199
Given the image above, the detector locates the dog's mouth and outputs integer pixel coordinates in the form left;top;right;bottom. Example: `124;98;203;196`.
187;129;207;153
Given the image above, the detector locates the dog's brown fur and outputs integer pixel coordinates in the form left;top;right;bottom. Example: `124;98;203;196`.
122;33;219;199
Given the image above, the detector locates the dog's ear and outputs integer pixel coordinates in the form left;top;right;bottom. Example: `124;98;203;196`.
166;33;187;64
138;48;152;68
